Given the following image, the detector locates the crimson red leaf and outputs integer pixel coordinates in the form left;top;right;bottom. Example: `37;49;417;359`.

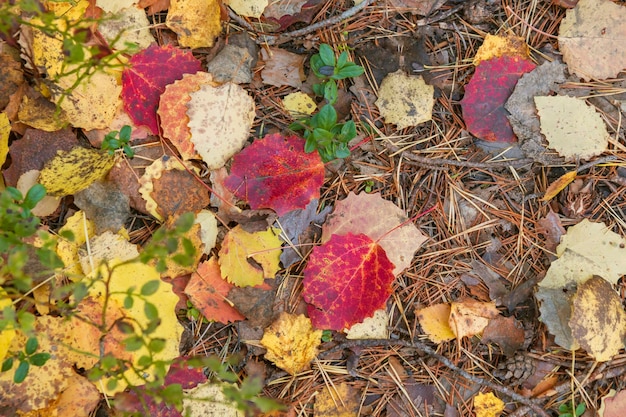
460;56;535;143
121;44;202;135
224;133;324;216
302;233;395;330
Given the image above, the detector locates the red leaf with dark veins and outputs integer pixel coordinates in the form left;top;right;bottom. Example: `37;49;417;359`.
460;55;536;143
121;44;202;135
224;133;325;216
302;233;395;330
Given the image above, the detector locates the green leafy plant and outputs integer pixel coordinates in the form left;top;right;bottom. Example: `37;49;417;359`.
291;43;364;162
558;401;585;417
1;336;51;383
101;125;135;158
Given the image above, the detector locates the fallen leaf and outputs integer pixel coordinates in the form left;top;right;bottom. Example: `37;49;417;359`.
77;230;139;275
302;233;395;330
473;392;505;417
228;279;277;329
558;0;626;80
345;308;389;339
535;95;609;160
569;276;626;362
263;0;325;30
0;288;16;363
417;303;456;343
56;211;96;279
206;43;256;84
195;210;218;254
448;299;500;339
187;82;256;170
0;48;24;110
224;133;325;216
537;210;566;254
18;91;68;131
218;225;282;287
74;180;130;233
541;171;577;201
38;147;115;197
260;312;322;375
122;44;202;135
482;316;525;356
261;47;306;88
16;170;61;217
536;286;578;350
0;112;9;168
229;0;268;18
473;33;530;65
314;382;360;417
375;70;434;129
183;382;244;417
49;374;101;417
388;0;446;15
461;56;536;142
185;257;245;324
282;91;317;117
98;6;155;50
166;0;222;48
321;192;427;276
158;72;214;160
601;388;626;417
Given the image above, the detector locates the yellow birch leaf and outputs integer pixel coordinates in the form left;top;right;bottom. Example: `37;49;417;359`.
18;93;68;131
314;382;360;417
473;33;530;66
569;276;626;362
417;303;456;343
218;225;281;287
56;211;96;280
449;299;499;339
0;288;15;363
77;230;139;275
195;209;218;255
474;392;505;417
182;382;244;417
166;0;222;48
282;92;317;117
39;147;115;197
260;312;322;375
228;0;268;18
541;170;577;202
375;70;434;129
535;95;609;160
0;112;10;168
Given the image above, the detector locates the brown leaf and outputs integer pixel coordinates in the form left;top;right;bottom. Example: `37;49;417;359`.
482;316;525;356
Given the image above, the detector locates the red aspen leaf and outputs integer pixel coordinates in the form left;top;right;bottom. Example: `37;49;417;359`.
121;44;202;135
185;258;245;324
460;56;535;143
322;192;427;276
302;233;395;330
224;133;324;216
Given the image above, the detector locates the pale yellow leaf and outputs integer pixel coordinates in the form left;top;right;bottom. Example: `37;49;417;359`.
345;308;389;340
56;211;96;280
77;231;139;275
449;300;499;339
474;392;505;417
0;112;9;168
187;82;256;170
195;209;218;255
558;0;626;81
218;225;281;287
375;70;434;129
473;33;530;66
95;0;134;13
417;303;456;343
260;312;322;375
98;6;155;50
569;276;626;362
535;95;609;160
166;0;222;48
228;0;268;18
39;147;115;197
17;170;61;217
283;92;317;117
182;382;244;417
0;288;15;364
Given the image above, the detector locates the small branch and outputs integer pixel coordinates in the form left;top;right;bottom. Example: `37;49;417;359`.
322;338;549;417
385;143;534;170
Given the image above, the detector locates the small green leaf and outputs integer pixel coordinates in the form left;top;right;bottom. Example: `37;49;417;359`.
124;335;144;351
137;355;152;368
144;302;159;321
23;184;46;209
25;337;38;355
312;83;325;97
140;280;160;296
304;137;317;153
148;338;166;353
333;63;364;80
160;383;184;407
124;295;134;309
119;125;132;141
14;361;29;383
116;320;135;334
2;358;14;372
323;80;338;105
575;403;586;416
316;104;337;130
310;54;323;77
318;44;335;67
106;378;118;391
29;352;50;366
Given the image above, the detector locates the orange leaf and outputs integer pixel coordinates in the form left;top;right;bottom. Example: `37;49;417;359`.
185;258;245;324
541;170;577;201
302;233;395;330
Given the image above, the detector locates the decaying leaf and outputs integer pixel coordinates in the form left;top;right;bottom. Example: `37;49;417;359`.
449;299;500;339
302;233;395;330
387;0;446;16
558;0;626;80
535;95;609;160
182;382;244;417
228;0;268;18
314;382;360;417
185;257;245;324
224;133;325;216
16;170;60;217
77;230;138;275
601;389;626;417
187;82;256;170
322;192;427;276
536;286;578;350
569;276;626;362
375;70;434;129
98;6;155;50
195;210;218;254
473;33;530;65
282;91;317;117
218;225;282;287
473;392;505;417
166;0;222;48
260;47;306;88
541;171;577;202
260;312;322;375
0;288;15;363
74;180;130;233
345;308;389;340
417;303;456;343
38;147;115;197
482;316;525;356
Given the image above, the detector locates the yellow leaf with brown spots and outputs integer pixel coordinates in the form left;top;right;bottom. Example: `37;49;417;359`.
314;382;360;417
473;33;530;66
449;299;500;339
473;392;505;417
